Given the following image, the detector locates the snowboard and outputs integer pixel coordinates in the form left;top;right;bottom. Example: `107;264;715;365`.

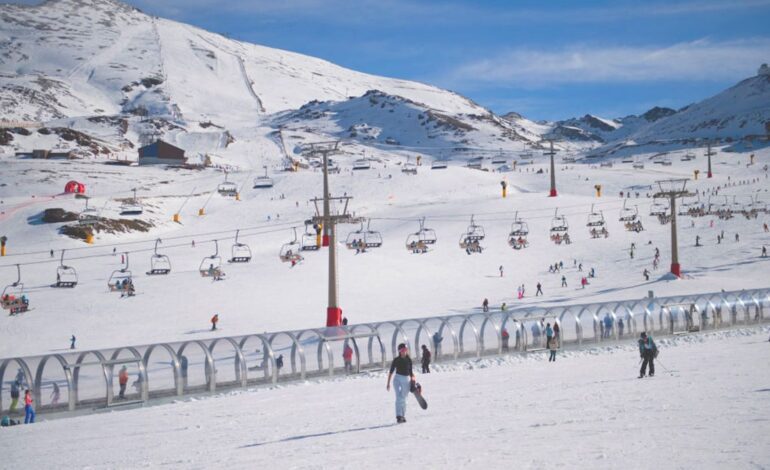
410;381;428;410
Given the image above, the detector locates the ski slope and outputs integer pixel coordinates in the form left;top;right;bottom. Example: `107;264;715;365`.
0;143;768;357
2;327;768;469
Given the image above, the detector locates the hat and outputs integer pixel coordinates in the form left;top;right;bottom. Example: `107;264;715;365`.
640;332;647;338
397;343;407;351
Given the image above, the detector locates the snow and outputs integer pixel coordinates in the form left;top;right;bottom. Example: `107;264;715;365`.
2;327;768;468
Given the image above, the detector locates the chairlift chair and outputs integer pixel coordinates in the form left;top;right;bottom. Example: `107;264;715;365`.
507;212;529;249
619;200;638;222
253;166;274;189
459;215;485;252
199;240;225;278
405;218;437;253
649;198;669;217
550;209;568;232
53;250;78;288
147;239;171;275
352;159;371;171
218;173;238;197
120;188;144;216
301;220;321;251
431;160;448;170
586;205;605;227
108;253;133;292
1;265;30;314
279;228;304;264
228;230;252;263
78;198;99;226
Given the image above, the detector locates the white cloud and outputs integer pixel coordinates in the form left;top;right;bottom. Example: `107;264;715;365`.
448;38;770;87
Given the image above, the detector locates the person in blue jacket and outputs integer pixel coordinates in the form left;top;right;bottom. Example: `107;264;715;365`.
638;332;658;378
545;323;554;348
603;314;613;338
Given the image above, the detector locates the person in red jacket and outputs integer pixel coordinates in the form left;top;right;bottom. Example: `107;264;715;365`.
118;366;129;399
343;343;354;374
211;314;219;331
23;389;35;424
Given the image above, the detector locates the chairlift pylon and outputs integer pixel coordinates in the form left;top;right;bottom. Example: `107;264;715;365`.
147;239;171;275
200;240;226;278
228;230;252;263
53;250;78;288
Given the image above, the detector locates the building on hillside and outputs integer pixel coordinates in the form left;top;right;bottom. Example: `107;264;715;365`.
138;140;187;165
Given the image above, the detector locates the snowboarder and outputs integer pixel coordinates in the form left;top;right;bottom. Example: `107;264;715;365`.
482;298;489;312
561;275;567;287
421;345;431;373
638;332;658;378
536;282;543;296
386;343;415;423
70;335;76;350
548;336;558;362
23;390;34;424
118;366;129;399
343;343;354;374
211;314;219;331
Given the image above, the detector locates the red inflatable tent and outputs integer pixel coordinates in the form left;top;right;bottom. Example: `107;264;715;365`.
64;181;86;194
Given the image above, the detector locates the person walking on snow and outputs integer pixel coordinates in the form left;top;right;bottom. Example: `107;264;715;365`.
23;390;34;424
536;282;543;296
561;275;567;287
501;328;510;351
9;380;20;413
762;246;767;258
548;336;559;362
211;314;219;331
386;343;416;424
638;332;658;378
421;345;431;373
50;382;60;406
482;298;489;312
343;343;354;374
545;323;554;348
118;366;129;399
70;335;76;350
432;332;443;357
499;265;504;277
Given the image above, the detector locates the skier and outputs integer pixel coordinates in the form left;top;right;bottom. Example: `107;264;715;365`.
589;267;595;278
499;265;504;277
211;314;219;331
581;277;587;289
118;366;129;399
561;275;567;287
482;298;489;312
548;336;558;362
638;332;658;378
536;282;543;296
386;343;415;424
50;382;60;406
23;390;34;424
578;263;583;272
9;379;20;413
421;345;431;373
70;335;76;350
343;343;354;374
545;323;554;348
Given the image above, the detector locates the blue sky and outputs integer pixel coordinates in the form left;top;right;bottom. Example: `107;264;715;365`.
15;0;770;120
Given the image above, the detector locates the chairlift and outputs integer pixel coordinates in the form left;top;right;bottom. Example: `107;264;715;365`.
119;188;143;216
226;230;252;263
199;240;225;278
431;160;448;170
78;198;99;226
550;209;571;244
632;158;644;169
218;172;238;197
1;265;30;314
147;239;171;275
459;215;485;252
586;204;605;227
402;160;418;174
619;200;638;222
53;250;78;288
108;253;134;292
301;220;321;251
508;211;529;249
345;219;383;251
279;228;304;264
352;159;371;171
679;194;699;216
405;218;437;253
649;198;669;217
253;166;274;189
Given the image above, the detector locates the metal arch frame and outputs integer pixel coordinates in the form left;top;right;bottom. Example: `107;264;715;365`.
0;357;34;412
372;321;410;358
33;354;75;411
72;350;108;406
177;340;216;393
143;343;183;397
396;318;434;361
264;331;300;383
576;306;598;343
457;314;482;358
478;312;502;354
108;347;148;405
349;324;386;368
208;337;248;388
501;314;527;351
241;333;278;383
297;329;335;377
421;317;459;360
558;308;582;345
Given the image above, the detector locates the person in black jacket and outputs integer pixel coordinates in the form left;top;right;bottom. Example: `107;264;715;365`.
421;345;431;373
386;343;416;423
